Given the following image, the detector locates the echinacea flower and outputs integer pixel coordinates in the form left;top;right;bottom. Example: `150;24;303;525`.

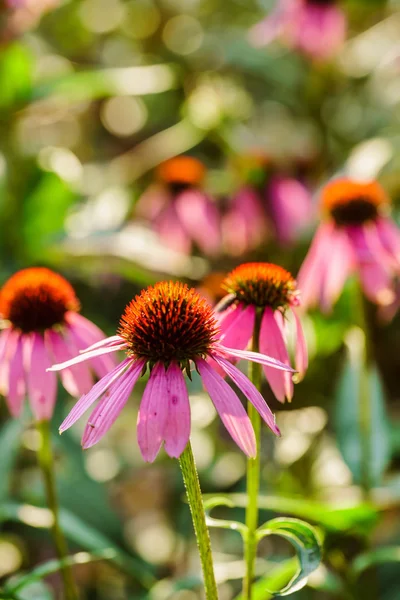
216;263;307;403
135;156;221;256
249;0;347;61
0;268;114;420
298;178;400;312
48;281;295;461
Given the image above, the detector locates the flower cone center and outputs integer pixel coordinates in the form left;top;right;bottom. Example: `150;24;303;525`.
0;268;79;333
322;179;388;226
157;157;205;193
222;263;298;310
118;281;218;364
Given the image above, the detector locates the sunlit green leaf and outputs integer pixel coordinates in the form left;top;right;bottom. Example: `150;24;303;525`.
351;547;400;579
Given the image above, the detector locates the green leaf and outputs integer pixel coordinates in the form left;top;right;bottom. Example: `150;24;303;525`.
203;496;247;538
3;549;116;595
351;547;400;579
234;558;299;600
334;328;390;487
0;43;32;109
255;518;322;596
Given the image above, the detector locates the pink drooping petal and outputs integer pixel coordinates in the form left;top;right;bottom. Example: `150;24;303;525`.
65;315;117;378
223;187;267;255
212;354;280;436
137;363;169;462
319;226;354;313
248;0;287;47
219;304;255;352
259;308;293;403
375;217;400;265
290;307;308;377
214;343;296;372
46;330;93;397
294;2;346;60
196;358;256;457
349;225;394;305
6;333;26;417
59;357;134;433
27;333;57;420
48;342;126;372
298;222;338;309
175;190;221;256
268;176;313;245
0;329;18;395
162;363;191;458
82;360;145;449
135;185;170;220
155;203;192;255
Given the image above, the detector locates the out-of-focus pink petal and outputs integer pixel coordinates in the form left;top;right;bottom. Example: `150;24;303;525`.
0;329;18;395
298;222;336;309
196;358;256;457
60;357;134;433
137;363;169;462
46;330;93;396
27;333;57;420
375;217;400;265
82;360;144;449
162;363;191;458
135;185;171;220
290;307;308;377
48;342;126;372
223;187;266;255
214;343;295;372
175;190;221;256
320;226;354;312
296;2;346;60
7;333;26;417
248;1;286;47
155;203;192;255
219;304;255;352
212;354;280;436
268;176;313;244
259;308;293;403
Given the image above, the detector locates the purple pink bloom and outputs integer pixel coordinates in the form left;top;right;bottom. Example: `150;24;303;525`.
216;263;307;403
0;268;113;421
298;179;400;312
249;0;347;61
135;156;221;256
48;281;295;461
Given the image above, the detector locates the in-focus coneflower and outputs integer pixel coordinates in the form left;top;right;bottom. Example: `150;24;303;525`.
298;178;400;312
250;0;347;61
0;267;114;420
135;156;220;255
48;281;295;461
216;263;307;402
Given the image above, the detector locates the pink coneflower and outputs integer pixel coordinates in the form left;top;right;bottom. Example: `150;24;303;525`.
135;156;221;256
250;0;347;61
298;179;400;312
216;263;307;403
48;281;295;461
222;187;267;256
0;268;114;420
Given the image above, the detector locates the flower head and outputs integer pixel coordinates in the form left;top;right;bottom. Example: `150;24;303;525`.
135;156;220;256
49;281;295;461
217;263;307;403
0;268;113;421
250;0;347;61
298;178;400;312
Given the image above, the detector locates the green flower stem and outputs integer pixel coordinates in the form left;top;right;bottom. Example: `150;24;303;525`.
243;310;263;600
179;441;219;600
37;419;79;600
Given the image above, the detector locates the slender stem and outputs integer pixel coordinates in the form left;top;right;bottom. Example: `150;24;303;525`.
37;420;79;600
243;310;263;600
179;441;218;600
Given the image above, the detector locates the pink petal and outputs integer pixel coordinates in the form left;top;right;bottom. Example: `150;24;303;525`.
219;304;255;351
375;217;400;265
320;227;354;312
175;190;221;256
59;357;134;433
268;176;312;245
135;185;170;220
290;307;308;377
27;333;57;421
65;316;118;378
162;363;191;458
212;354;280;436
155;203;192;255
214;343;296;372
46;330;93;397
0;329;18;395
6;333;26;417
259;308;293;403
137;363;169;462
82;360;144;448
196;358;256;457
48;343;126;372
